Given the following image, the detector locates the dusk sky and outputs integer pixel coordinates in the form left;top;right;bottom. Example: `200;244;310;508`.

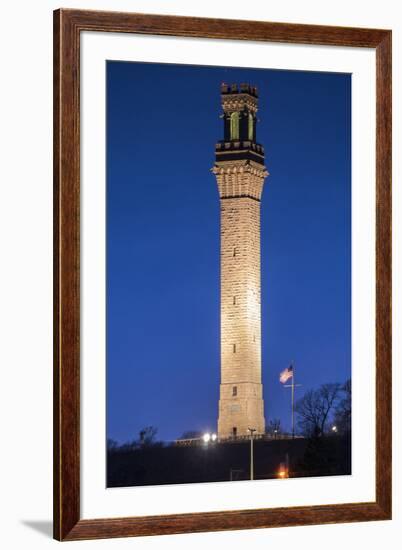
106;61;351;443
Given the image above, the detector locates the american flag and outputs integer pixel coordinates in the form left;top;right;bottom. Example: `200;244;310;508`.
279;365;293;383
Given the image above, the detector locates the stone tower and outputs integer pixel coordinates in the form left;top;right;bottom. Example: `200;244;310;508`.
212;83;268;439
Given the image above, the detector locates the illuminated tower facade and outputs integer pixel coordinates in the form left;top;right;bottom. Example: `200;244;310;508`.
212;83;268;438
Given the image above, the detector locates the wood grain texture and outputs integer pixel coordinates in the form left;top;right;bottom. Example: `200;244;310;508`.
53;8;81;541
63;502;389;541
53;8;392;541
375;31;392;519
59;8;388;47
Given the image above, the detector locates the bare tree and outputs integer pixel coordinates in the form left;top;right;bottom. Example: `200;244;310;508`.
107;438;119;452
266;418;281;437
295;389;322;437
295;383;342;437
320;383;343;433
139;426;158;446
119;439;138;451
333;379;351;434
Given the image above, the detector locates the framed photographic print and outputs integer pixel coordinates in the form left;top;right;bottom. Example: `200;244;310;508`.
53;8;392;541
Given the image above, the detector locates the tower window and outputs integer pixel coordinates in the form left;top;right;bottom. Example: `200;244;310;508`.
232;386;237;397
233;344;236;353
232;427;237;437
233;296;236;305
233;247;237;257
248;112;254;140
230;112;239;140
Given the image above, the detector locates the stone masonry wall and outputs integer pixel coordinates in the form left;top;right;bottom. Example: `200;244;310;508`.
214;161;267;438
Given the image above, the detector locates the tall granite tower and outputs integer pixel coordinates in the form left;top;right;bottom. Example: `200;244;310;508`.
212;83;268;438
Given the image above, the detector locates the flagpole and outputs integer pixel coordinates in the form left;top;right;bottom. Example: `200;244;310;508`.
281;362;301;439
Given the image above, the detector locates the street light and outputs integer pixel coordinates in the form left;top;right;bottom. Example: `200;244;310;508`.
332;425;338;433
248;427;256;480
203;433;211;443
277;465;289;479
211;433;217;442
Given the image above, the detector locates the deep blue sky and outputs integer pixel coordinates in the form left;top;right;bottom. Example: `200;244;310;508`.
106;61;351;443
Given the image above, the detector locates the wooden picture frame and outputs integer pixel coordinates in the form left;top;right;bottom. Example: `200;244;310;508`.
53;8;392;541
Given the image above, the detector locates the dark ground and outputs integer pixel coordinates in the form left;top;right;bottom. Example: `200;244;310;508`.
107;434;351;487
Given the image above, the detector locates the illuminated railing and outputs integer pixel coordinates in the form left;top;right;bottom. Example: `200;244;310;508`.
174;433;304;446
